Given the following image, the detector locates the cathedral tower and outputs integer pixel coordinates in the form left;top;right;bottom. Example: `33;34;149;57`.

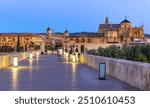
120;17;131;28
105;16;109;24
46;27;52;39
64;29;69;36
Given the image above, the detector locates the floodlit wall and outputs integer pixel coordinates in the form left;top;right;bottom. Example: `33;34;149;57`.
0;51;40;69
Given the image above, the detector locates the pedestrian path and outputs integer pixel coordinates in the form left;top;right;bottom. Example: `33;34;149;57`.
0;54;139;91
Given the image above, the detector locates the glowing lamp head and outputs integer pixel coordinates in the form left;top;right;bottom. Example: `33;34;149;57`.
75;52;78;62
66;52;69;58
75;52;78;58
36;52;39;56
13;56;18;67
30;53;33;59
72;54;76;63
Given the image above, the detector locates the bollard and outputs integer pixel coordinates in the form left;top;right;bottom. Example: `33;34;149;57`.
13;56;18;67
72;54;76;63
30;53;33;59
99;63;106;80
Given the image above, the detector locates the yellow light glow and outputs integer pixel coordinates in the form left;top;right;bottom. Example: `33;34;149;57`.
80;54;84;63
13;56;18;67
72;63;77;86
12;67;19;91
76;53;78;62
23;53;26;59
2;56;7;68
30;53;33;59
66;52;68;59
72;55;76;63
36;52;39;56
72;63;76;73
64;51;66;57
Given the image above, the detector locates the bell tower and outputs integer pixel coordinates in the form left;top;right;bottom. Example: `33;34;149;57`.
64;29;69;36
105;16;109;24
46;27;52;39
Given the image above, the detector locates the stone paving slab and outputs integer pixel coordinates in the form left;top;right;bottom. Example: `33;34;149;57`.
0;54;139;91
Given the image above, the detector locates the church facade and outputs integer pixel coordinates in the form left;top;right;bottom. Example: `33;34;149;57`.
98;17;144;39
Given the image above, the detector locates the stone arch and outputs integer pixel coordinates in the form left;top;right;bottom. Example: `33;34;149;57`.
70;38;74;41
87;38;92;43
75;38;80;43
81;38;86;43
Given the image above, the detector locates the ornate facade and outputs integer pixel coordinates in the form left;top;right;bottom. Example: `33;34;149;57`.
98;17;144;39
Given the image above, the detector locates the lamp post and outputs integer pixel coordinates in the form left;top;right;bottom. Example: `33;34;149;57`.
66;52;69;59
75;52;78;62
36;52;39;56
72;54;76;63
13;56;18;67
30;53;33;59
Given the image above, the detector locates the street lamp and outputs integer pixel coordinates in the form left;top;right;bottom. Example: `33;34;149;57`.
36;52;39;56
75;52;78;62
30;53;33;59
72;54;76;63
66;52;69;59
13;56;18;67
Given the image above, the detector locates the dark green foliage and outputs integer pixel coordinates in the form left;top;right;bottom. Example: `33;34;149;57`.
65;48;68;52
135;53;148;62
16;34;21;52
145;45;150;62
87;45;150;63
87;49;97;55
0;45;15;52
75;48;79;52
35;45;40;50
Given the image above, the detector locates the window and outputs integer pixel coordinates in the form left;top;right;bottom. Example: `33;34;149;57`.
4;38;6;42
75;38;79;43
70;38;74;41
81;38;85;43
87;38;92;43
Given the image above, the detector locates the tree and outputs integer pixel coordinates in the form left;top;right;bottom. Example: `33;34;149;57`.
29;41;35;50
16;34;21;52
87;45;150;63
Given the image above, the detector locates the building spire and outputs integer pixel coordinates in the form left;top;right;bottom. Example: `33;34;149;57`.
110;23;113;30
105;16;109;24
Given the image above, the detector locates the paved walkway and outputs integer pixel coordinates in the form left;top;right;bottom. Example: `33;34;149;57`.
0;54;139;91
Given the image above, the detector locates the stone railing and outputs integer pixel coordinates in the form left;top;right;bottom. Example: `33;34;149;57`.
80;54;150;90
0;51;40;69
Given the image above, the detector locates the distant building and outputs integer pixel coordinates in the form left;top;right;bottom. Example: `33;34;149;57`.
0;33;44;51
45;17;145;53
0;17;145;53
98;17;144;39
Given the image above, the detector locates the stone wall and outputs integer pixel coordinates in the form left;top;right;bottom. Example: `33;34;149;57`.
0;51;40;69
80;54;150;90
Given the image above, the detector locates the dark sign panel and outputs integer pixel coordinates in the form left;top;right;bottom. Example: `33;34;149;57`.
99;63;106;80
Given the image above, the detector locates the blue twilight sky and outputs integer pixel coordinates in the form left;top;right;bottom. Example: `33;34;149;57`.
0;0;149;33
